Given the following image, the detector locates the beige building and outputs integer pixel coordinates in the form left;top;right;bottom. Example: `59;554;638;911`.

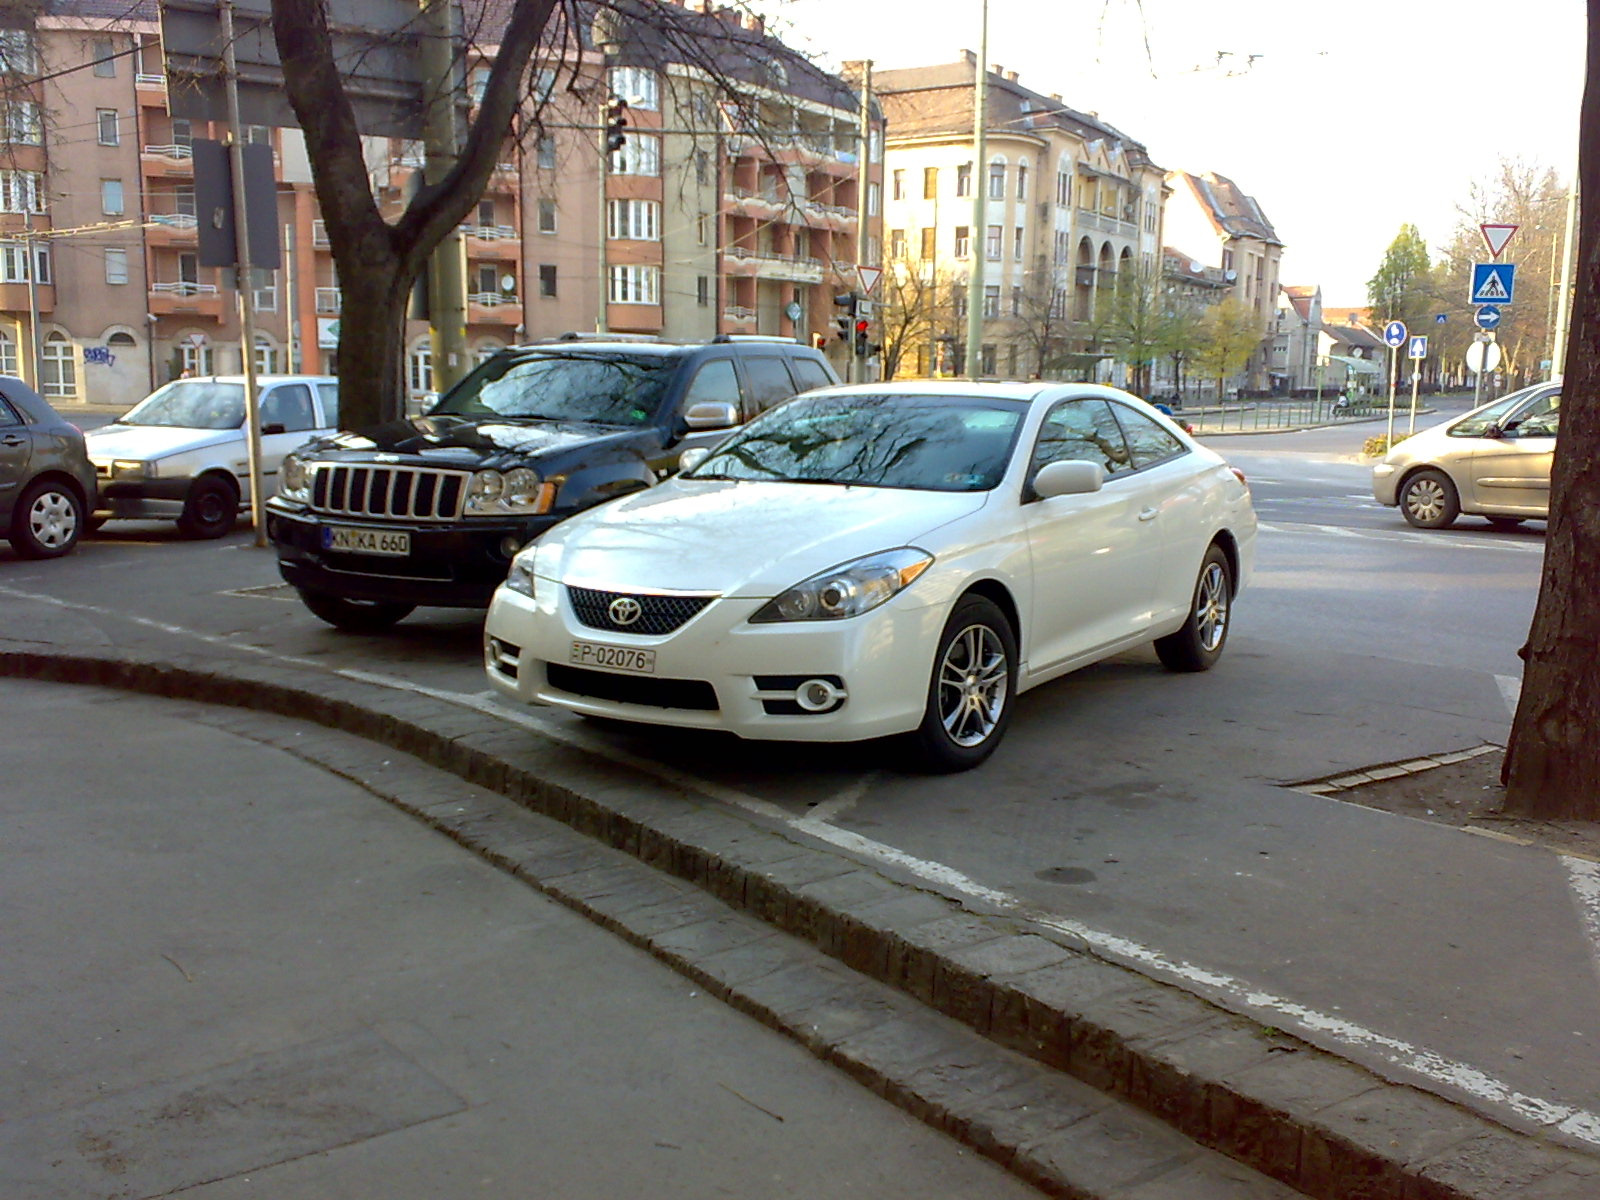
876;54;1167;380
1162;170;1284;391
0;0;880;411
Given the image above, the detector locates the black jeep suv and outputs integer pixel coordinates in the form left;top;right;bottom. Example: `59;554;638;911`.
266;337;838;631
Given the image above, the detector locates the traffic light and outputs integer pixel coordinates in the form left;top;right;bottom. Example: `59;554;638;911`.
810;332;827;350
833;292;857;341
603;96;629;152
853;318;870;357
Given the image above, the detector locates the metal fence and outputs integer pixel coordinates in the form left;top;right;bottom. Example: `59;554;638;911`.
1180;398;1390;436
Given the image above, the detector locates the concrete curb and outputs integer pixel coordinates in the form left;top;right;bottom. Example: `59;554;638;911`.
6;644;1597;1199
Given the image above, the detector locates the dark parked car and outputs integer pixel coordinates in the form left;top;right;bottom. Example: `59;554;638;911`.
266;336;839;631
0;376;97;559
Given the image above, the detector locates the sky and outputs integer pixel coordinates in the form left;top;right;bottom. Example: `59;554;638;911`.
771;0;1586;306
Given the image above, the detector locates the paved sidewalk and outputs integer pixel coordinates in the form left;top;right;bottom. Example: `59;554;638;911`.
2;535;1598;1198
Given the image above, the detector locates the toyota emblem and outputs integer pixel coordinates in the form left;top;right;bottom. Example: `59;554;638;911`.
608;596;643;627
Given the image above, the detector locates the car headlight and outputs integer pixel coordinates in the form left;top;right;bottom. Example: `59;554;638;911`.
751;548;934;623
278;453;311;501
111;459;153;480
503;543;538;597
465;468;557;516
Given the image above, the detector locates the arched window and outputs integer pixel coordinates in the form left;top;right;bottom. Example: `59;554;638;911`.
180;340;214;376
475;340;503;364
41;331;76;397
254;335;279;376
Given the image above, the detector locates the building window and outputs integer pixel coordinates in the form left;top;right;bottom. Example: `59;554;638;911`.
892;169;904;200
101;179;125;215
41;332;76;398
537;198;556;233
1014;226;1024;261
408;341;432;396
4;100;40;145
988;162;1005;200
607;198;660;241
0;330;15;376
0;241;49;284
254;335;279;375
956;163;972;197
983;285;999;318
536;135;555;169
1011;286;1021;317
922;167;937;199
920;228;936;260
954;226;970;258
538;263;557;297
696;275;709;306
97;109;120;146
697;214;708;245
694;150;709;185
986;225;1002;260
1017;162;1029;201
979;343;997;375
93;38;116;76
0;30;37;74
610;134;660;177
0;170;44;214
171;118;192;150
889;229;906;259
1057;171;1071;206
104;247;128;284
867;181;880;217
252;266;277;312
608;66;659;110
608;264;659;304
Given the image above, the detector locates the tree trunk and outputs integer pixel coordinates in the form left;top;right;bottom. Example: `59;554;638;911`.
1500;0;1600;815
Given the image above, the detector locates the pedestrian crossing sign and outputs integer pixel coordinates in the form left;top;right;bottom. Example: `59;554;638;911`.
1469;262;1516;306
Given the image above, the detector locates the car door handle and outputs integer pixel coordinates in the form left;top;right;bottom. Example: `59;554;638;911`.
1138;507;1160;522
0;434;24;447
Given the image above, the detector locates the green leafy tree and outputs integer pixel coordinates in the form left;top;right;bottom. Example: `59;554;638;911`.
1100;261;1169;397
1190;298;1260;400
1367;224;1435;333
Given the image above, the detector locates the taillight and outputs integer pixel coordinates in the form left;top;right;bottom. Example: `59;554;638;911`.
1229;466;1249;491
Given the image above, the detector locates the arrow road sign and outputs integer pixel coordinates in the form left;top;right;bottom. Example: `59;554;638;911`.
1475;306;1502;330
1480;223;1519;258
1383;320;1408;348
1409;336;1428;359
1470;262;1516;306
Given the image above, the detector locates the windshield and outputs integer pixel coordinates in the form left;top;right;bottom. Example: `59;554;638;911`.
687;393;1025;492
121;381;245;429
430;350;677;426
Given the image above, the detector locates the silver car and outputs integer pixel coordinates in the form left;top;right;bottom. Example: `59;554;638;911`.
1372;383;1558;529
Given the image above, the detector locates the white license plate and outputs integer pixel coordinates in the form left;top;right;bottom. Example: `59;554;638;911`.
570;641;656;674
325;526;410;556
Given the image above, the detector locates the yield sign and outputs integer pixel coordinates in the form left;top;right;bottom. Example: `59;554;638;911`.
1480;223;1518;258
856;264;883;294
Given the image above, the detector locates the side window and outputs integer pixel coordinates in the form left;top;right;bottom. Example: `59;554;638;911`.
1113;404;1187;467
1510;391;1560;437
741;356;800;414
260;383;315;432
316;382;339;427
789;356;835;392
1031;398;1132;477
680;359;742;412
0;396;20;428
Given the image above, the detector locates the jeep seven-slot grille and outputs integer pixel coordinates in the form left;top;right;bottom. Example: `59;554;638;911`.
310;464;468;521
567;586;714;636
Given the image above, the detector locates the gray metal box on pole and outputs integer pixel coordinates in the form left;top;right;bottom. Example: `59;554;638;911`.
193;138;281;269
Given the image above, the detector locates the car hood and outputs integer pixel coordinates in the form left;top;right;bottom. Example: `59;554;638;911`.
537;479;989;596
299;415;634;468
1382;421;1462;466
83;423;240;461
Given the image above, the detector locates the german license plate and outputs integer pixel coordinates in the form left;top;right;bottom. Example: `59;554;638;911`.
570;641;656;674
324;526;410;556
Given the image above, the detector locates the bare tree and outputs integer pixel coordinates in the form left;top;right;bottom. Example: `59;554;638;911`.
877;256;958;379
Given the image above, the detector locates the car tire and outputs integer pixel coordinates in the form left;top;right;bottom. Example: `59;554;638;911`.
9;478;84;559
1154;544;1232;673
904;594;1017;773
176;475;240;539
1399;469;1460;530
298;588;415;633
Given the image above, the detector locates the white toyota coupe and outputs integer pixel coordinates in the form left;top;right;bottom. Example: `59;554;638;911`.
484;381;1257;771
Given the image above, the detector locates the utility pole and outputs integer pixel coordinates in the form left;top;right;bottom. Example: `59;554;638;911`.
220;0;266;547
854;60;872;384
1550;184;1579;380
965;2;988;379
420;0;468;396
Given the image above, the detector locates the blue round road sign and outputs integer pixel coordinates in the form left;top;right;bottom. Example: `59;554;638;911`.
1383;320;1408;347
1475;306;1502;330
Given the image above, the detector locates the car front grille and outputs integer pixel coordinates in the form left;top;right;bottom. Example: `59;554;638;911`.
567;586;714;636
545;663;719;711
310;464;468;521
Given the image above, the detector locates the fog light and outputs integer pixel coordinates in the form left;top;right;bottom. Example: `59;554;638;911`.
795;678;843;713
498;535;523;559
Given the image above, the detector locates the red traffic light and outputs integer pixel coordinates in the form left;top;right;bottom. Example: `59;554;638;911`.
854;319;869;334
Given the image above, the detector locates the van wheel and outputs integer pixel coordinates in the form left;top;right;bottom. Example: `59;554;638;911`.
298;589;415;633
177;476;239;539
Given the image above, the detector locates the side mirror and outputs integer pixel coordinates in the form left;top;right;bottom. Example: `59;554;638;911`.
1033;459;1105;500
684;401;739;431
1483;423;1506;439
679;446;711;473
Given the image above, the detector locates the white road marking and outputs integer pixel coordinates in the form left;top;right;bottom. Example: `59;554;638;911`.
1496;674;1522;716
6;583;1599;1142
808;771;884;823
1565;859;1600;981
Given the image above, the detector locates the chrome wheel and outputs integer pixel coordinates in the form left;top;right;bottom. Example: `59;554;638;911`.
936;623;1009;748
1194;560;1229;653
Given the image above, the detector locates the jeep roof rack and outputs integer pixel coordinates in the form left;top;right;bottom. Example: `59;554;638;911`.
551;331;665;342
708;334;799;344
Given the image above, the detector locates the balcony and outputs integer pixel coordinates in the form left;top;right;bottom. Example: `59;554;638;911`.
0;281;53;314
468;291;520;325
728;249;824;285
463;224;521;259
722;305;756;325
146;211;198;247
725;187;785;220
315;287;341;314
312;220;330;248
149;280;222;318
142;143;195;179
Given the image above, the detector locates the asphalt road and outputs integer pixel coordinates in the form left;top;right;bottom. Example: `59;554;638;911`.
8;410;1597;1151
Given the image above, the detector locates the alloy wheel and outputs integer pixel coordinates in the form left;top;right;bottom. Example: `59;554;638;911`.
936;623;1009;747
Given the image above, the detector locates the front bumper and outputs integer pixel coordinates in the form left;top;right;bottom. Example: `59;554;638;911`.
1371;462;1400;505
94;477;193;520
483;578;942;743
268;501;558;609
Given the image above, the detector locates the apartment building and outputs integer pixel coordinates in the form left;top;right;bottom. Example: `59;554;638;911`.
1163;169;1284;391
0;0;880;410
876;53;1167;380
